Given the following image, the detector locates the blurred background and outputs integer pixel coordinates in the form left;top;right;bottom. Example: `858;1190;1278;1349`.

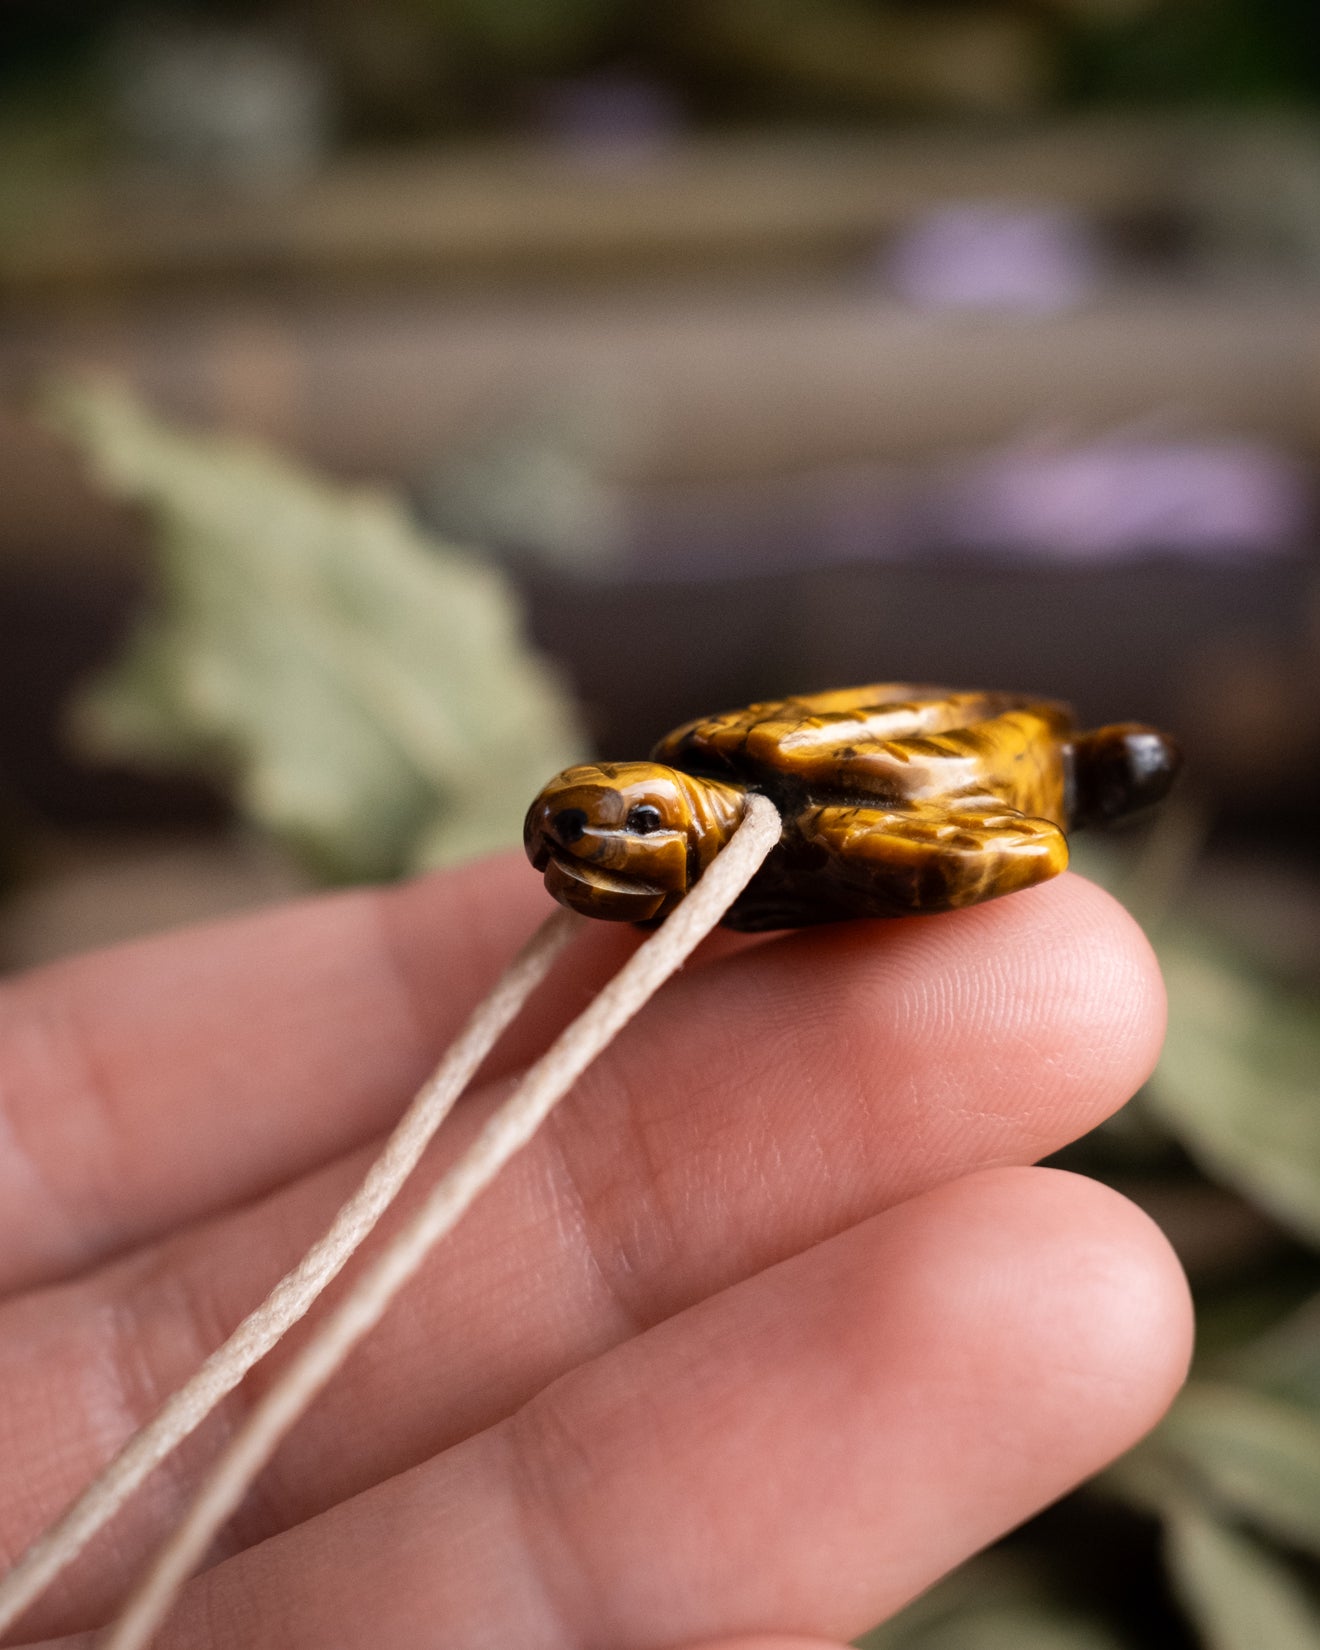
2;3;1320;1646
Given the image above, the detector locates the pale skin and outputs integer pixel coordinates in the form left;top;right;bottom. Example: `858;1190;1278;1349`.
0;857;1192;1650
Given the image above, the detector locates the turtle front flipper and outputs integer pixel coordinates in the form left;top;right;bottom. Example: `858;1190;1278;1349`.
792;800;1068;919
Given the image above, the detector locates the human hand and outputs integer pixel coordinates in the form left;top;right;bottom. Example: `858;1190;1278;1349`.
0;856;1190;1649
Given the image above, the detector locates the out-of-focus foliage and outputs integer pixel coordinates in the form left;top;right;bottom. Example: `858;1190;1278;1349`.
1163;1504;1320;1650
45;380;584;882
1152;942;1320;1247
858;1548;1128;1649
4;0;1320;143
1065;0;1320;105
409;0;620;66
1120;1384;1320;1555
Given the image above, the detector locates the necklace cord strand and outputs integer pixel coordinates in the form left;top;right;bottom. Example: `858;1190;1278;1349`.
101;794;780;1650
0;904;584;1638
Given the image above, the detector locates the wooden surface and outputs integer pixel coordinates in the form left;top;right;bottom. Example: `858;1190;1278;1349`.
7;117;1320;485
8;281;1320;486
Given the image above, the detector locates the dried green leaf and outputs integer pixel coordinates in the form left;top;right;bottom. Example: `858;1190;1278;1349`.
857;1552;1128;1650
1191;1270;1320;1366
1164;1502;1320;1650
860;1599;1127;1650
1145;1384;1320;1556
855;1551;1026;1645
1145;938;1320;1249
46;379;585;882
1229;1293;1320;1410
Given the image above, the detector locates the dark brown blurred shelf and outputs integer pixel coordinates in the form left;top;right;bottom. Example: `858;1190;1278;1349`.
0;120;1212;299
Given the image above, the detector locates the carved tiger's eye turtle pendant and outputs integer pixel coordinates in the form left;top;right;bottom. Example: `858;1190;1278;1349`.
524;684;1180;932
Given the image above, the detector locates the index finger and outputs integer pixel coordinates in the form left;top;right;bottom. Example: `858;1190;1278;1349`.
0;852;647;1294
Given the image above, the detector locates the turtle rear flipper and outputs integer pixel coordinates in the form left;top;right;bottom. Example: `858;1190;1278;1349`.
1067;724;1182;828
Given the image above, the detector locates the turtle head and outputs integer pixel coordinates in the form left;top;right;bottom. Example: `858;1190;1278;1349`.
524;761;746;922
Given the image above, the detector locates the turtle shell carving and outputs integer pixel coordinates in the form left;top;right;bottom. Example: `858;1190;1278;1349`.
523;684;1180;932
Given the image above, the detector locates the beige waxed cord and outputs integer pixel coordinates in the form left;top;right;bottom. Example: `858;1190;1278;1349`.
0;903;582;1639
1;794;781;1649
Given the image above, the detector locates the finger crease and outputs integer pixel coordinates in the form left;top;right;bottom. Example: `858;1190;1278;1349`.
0;987;127;1279
100;1261;269;1558
539;1104;647;1345
500;1404;609;1650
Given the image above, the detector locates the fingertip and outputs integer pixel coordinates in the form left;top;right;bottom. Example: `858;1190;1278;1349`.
1030;871;1168;1104
891;869;1169;1151
941;1164;1194;1453
1044;1163;1195;1421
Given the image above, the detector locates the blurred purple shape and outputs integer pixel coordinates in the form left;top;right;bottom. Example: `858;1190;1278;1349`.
535;74;683;163
936;439;1309;561
887;202;1101;313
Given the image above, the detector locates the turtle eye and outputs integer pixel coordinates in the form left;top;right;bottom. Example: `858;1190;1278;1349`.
554;807;588;844
625;804;664;835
